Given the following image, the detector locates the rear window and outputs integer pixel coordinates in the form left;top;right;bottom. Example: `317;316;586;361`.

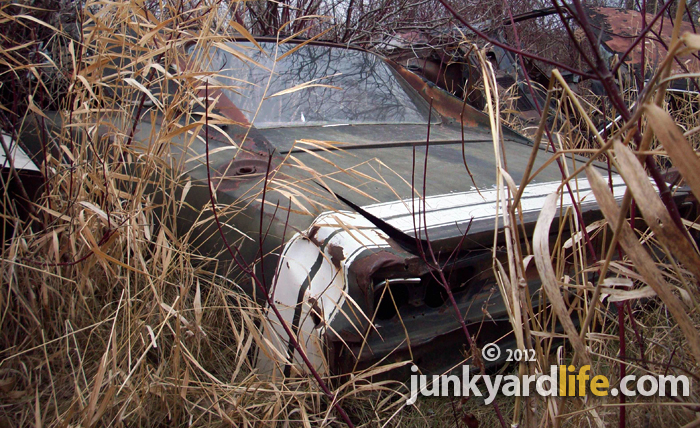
191;41;438;129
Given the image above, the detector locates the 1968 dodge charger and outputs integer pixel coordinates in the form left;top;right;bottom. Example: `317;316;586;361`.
18;38;639;379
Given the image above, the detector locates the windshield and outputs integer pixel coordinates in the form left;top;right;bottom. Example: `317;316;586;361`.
195;42;438;128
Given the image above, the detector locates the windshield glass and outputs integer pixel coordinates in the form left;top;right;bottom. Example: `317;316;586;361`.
196;42;438;128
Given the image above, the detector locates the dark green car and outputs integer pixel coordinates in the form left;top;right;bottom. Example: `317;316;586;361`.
17;39;633;379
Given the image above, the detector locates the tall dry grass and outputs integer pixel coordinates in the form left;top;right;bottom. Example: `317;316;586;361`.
480;17;700;427
0;1;411;426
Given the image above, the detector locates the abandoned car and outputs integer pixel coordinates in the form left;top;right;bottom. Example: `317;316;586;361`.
16;39;657;379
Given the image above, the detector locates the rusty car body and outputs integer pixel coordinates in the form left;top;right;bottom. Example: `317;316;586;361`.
18;38;643;379
382;7;699;130
585;6;699;77
382;28;549;124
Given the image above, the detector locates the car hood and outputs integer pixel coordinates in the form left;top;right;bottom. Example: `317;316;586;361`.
255;122;603;250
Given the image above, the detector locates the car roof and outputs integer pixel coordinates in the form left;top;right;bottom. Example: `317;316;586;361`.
222;36;368;53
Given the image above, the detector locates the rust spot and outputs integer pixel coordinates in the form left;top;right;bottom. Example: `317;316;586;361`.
387;60;489;128
308;297;324;328
307;225;322;247
349;251;406;304
327;243;345;269
586;6;699;74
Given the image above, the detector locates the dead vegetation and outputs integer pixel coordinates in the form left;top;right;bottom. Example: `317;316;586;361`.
1;0;700;427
